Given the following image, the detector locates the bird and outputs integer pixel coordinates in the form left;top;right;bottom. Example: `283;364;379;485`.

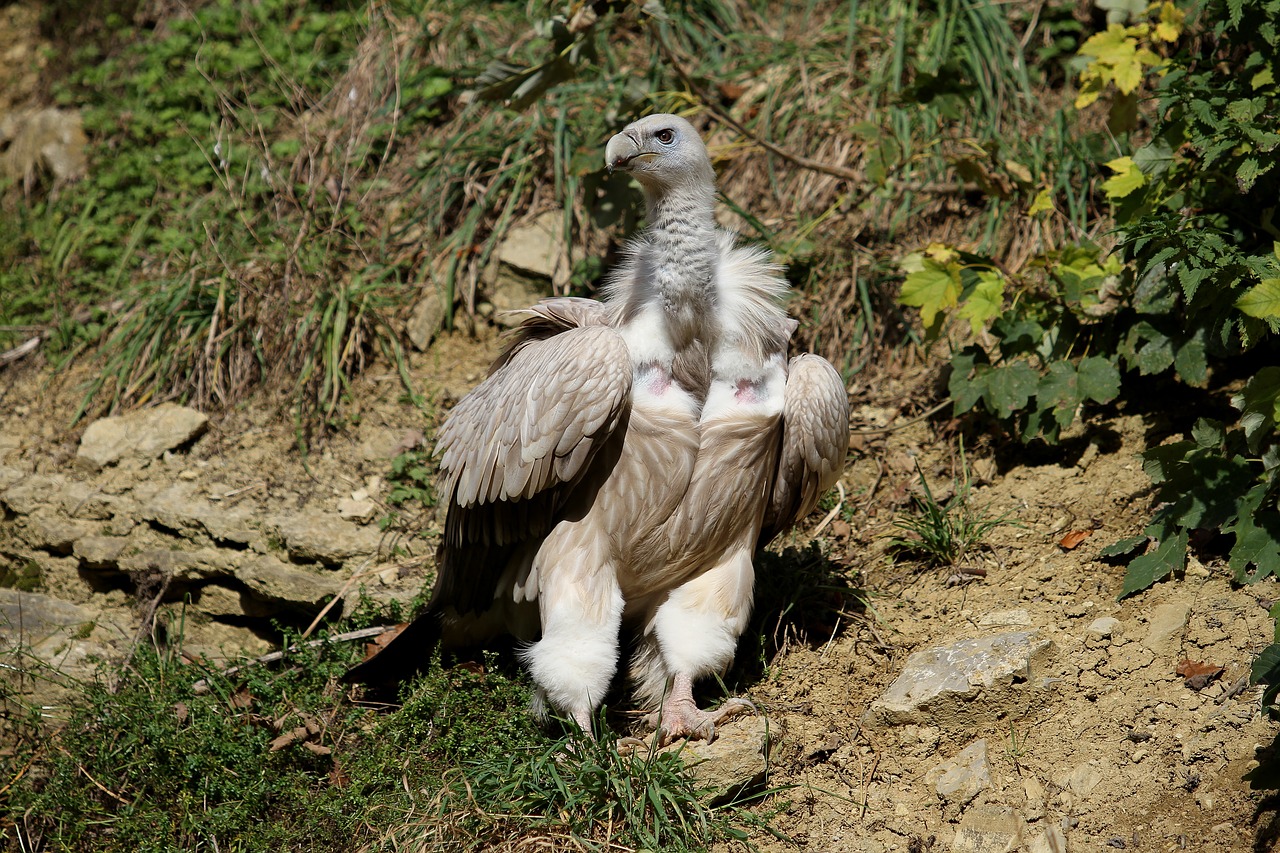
344;114;850;742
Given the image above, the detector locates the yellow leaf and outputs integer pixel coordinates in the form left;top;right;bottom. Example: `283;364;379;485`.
958;271;1006;335
923;243;960;265
1005;160;1033;184
1153;1;1185;42
1028;188;1054;216
1101;156;1147;200
1237;279;1280;319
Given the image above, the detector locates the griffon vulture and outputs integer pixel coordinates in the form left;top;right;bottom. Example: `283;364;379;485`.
345;114;849;742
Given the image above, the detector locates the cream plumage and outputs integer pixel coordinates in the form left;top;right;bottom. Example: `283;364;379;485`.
345;114;849;741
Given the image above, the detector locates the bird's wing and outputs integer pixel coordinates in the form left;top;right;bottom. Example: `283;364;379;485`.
432;323;633;614
489;297;615;374
758;354;849;547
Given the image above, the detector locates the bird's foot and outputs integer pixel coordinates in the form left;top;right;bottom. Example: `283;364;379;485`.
643;696;756;746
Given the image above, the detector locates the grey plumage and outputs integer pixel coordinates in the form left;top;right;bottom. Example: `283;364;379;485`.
345;114;849;741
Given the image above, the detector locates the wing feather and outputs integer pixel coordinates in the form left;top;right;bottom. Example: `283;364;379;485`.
759;354;850;547
431;323;632;614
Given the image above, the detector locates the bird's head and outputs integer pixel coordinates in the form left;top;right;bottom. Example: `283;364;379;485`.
605;114;716;195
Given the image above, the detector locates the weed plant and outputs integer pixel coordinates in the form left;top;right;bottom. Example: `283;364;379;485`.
888;453;1012;568
0;626;761;851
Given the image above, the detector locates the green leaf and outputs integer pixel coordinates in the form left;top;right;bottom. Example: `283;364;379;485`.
1101;156;1148;200
1192;417;1226;448
1173;334;1208;386
1101;535;1148;558
1077;356;1121;403
984;361;1038;418
1231;366;1280;454
1119;530;1187;599
899;256;961;332
957;271;1005;335
1226;497;1280;584
1253;643;1280;687
1237;278;1280;319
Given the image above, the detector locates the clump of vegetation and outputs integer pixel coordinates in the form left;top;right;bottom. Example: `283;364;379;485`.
888;452;1012;568
0;629;757;851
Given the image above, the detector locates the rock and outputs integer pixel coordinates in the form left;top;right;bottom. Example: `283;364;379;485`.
951;805;1027;853
0;466;24;490
865;631;1055;730
273;511;381;566
117;547;240;582
2;474;65;515
0;107;88;186
488;266;551;326
1025;825;1067;853
74;535;129;569
57;480;129;521
337;497;377;523
1086;616;1122;638
77;403;208;470
143;484;257;546
21;512;91;554
357;425;405;463
234;556;345;615
977;609;1033;627
667;715;775;803
0;588;116;688
188;583;248;619
929;739;992;816
1142;600;1190;651
496;209;565;280
1055;760;1104;797
407;289;448;351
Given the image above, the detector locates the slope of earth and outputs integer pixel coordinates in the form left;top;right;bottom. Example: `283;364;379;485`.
2;321;1279;851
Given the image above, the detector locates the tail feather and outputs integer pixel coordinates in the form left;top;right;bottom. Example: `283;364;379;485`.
342;610;444;689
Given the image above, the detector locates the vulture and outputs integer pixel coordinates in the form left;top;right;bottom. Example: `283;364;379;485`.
345;114;850;742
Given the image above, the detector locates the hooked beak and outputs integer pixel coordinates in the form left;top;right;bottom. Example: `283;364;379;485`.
605;131;652;174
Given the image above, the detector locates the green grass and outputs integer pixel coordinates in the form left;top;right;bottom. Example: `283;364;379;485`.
888;448;1014;568
0;622;765;852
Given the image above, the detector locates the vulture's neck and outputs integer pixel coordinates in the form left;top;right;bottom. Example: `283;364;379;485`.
642;182;718;351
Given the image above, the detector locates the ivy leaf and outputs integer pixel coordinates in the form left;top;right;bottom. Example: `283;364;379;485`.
1153;1;1186;42
1102;156;1148;200
957;271;1005;335
984;361;1038;418
1231;366;1280;454
1226;487;1280;584
1027;188;1054;215
899;253;961;332
1120;530;1188;599
1078;356;1121;403
1101;535;1148;558
949;347;988;415
1037;361;1081;429
1236;278;1280;319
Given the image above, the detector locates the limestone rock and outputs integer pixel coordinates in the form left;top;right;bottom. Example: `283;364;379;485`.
21;512;90;554
496;209;565;280
0;108;87;186
273;511;381;566
0;588;117;686
234;556;344;615
865;631;1055;730
2;474;65;515
1142;600;1190;651
143;483;257;547
407;289;448;351
77;403;208;470
929;739;992;816
667;715;775;803
57;480;131;521
117;547;240;582
74;535;129;569
337;497;377;523
951;806;1027;853
0;466;24;491
488;266;551;326
1086;616;1122;638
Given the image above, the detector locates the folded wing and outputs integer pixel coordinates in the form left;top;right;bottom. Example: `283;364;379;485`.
758;354;850;547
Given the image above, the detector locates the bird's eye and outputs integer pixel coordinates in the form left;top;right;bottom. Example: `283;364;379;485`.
654;128;676;145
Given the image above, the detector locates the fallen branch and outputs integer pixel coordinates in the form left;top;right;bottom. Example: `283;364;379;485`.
0;336;41;366
191;625;393;693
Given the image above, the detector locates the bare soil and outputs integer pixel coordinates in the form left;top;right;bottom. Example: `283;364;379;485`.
3;321;1279;852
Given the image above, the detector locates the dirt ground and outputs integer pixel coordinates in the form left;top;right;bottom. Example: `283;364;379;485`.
2;318;1279;851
